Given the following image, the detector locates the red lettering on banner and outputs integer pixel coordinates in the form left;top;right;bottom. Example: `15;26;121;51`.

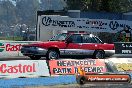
33;63;36;72
26;65;32;72
0;63;36;73
6;44;22;51
13;66;19;73
18;64;22;73
1;64;6;73
23;65;27;73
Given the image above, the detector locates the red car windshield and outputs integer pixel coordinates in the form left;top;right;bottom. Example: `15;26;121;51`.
49;33;68;41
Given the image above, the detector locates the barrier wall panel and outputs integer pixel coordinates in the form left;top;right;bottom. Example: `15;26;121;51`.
49;59;106;76
105;58;132;73
0;60;50;78
0;41;42;57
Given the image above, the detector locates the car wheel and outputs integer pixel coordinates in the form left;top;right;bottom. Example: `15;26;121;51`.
93;50;105;59
29;56;41;60
46;50;59;60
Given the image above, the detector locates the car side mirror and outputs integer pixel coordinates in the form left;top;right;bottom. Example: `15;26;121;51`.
66;38;72;43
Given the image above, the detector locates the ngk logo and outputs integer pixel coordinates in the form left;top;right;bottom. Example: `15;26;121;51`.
0;63;36;73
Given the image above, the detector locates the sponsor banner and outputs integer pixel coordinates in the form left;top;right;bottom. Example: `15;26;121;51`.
114;42;132;54
49;59;106;75
0;60;50;78
40;15;132;33
0;42;27;57
84;74;130;83
0;41;41;57
115;63;132;72
106;58;132;73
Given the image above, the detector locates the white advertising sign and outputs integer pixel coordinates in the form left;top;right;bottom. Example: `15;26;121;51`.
0;60;50;78
0;41;42;57
105;58;132;73
40;15;132;33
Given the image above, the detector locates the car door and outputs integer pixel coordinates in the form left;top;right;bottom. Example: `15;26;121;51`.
81;34;98;55
64;34;83;55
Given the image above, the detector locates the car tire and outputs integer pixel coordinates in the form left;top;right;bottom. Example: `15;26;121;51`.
29;56;41;60
93;50;105;59
46;50;59;60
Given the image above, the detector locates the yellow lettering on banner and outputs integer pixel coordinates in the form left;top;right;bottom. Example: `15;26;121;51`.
116;63;123;71
116;63;132;71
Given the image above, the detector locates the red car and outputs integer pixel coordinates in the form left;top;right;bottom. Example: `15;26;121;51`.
21;33;115;60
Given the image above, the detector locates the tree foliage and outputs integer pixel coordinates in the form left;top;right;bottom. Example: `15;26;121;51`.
0;0;17;25
0;0;132;27
66;0;132;12
16;0;39;26
0;0;39;26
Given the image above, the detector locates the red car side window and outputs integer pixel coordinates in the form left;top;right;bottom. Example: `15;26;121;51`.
69;34;82;43
83;35;97;43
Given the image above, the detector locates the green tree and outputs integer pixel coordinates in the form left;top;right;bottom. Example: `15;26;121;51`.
66;0;132;12
66;0;83;10
16;0;39;26
81;0;91;11
0;0;17;26
100;0;132;12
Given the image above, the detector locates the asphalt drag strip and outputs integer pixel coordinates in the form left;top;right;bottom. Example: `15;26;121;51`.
26;83;132;88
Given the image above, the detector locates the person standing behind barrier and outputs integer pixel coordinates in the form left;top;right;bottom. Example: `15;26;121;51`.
124;27;131;42
78;66;86;76
118;27;131;42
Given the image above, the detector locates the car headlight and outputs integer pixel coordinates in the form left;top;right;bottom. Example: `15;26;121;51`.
37;48;45;50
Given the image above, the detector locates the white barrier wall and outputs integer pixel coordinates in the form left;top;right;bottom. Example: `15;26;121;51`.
105;58;132;73
0;41;42;57
0;60;50;78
